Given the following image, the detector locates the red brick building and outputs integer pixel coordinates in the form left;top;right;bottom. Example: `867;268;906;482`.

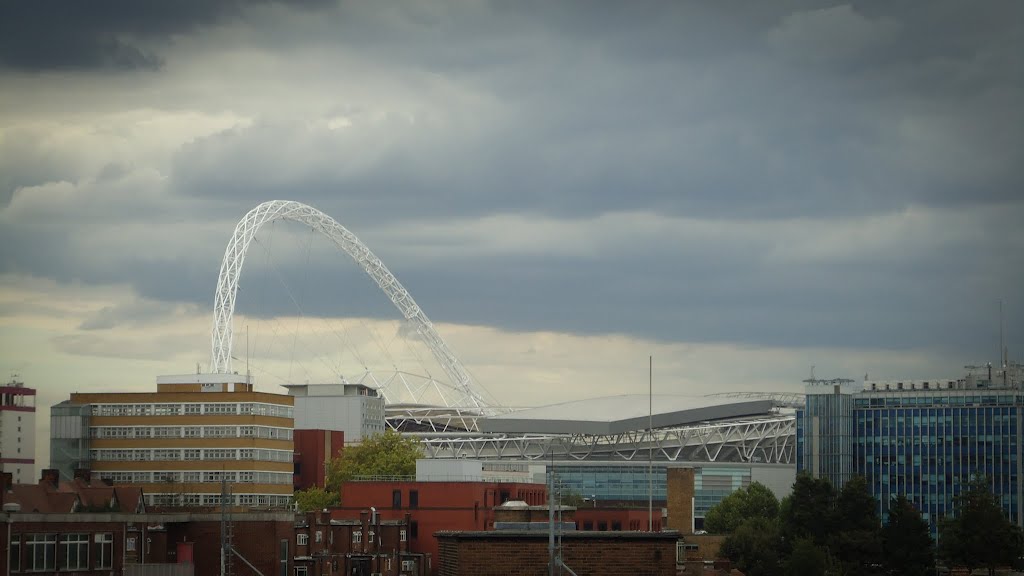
293;429;344;491
435;530;681;576
573;507;662;532
295;509;424;576
337;480;546;574
0;511;294;576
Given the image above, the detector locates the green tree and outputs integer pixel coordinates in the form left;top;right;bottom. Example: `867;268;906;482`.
938;476;1024;576
881;495;934;576
784;538;827;576
719;516;784;576
294;486;340;512
558;488;585;508
326;430;423;491
832;476;883;575
779;473;836;549
705;481;780;534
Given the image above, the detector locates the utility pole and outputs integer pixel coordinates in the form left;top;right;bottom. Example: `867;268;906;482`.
648;355;654;531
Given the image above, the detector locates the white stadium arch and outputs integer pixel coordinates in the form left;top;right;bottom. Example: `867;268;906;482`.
210;200;496;416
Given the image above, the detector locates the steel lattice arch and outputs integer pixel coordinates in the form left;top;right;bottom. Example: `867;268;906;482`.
212;200;798;463
210;200;496;418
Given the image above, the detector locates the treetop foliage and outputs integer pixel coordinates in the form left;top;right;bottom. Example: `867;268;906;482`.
294;486;339;512
326;430;423;491
704;481;779;534
938;475;1024;576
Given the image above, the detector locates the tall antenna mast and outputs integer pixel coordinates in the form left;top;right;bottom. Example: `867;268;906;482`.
1000;299;1005;368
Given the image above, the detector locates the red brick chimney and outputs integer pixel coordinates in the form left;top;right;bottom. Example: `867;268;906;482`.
40;469;59;490
0;472;11;505
403;513;412;553
73;469;92;486
360;511;369;554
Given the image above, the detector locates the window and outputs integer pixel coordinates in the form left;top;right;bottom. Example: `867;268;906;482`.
296;534;308;546
9;534;20;572
611;521;621;531
295;567;308;576
315;531;322;543
402;560;415;571
399;530;407;542
184;404;201;415
279;540;289;576
409;522;418;539
62;534;89;570
352;531;362;544
27;534;56;571
409;490;419;509
598;521;607;531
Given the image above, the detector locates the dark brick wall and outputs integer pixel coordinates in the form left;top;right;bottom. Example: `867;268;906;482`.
437;532;679;576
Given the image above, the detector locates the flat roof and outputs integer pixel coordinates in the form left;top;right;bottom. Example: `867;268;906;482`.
480;395;775;435
435;530;680;540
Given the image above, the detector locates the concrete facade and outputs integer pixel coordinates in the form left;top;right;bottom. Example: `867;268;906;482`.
1;379;36;484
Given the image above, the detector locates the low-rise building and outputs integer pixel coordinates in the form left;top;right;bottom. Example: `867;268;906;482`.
337;479;546;574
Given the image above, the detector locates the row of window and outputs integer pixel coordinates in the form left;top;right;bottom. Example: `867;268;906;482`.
295;529;408;547
143;493;292;508
854;395;1019;408
94;470;294;485
9;533;114;572
293;559;416;576
91;402;294;418
91;425;294;440
91;447;293;463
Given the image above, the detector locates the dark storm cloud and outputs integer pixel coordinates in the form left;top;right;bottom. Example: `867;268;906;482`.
1;1;1022;361
0;0;334;70
167;1;1023;222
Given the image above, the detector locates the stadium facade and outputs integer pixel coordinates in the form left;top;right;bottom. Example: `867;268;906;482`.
394;393;800;526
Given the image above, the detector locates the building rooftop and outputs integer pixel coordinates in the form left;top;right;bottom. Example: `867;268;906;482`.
480;395;775;435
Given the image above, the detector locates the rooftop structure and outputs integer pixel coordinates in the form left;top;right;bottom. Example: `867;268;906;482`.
284;382;385;442
480;394;774;435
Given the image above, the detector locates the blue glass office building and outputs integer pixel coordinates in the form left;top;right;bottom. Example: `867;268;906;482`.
797;364;1023;533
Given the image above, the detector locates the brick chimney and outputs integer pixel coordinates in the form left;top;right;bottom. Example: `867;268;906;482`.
403;513;412;553
0;472;11;505
40;469;59;490
73;468;92;485
360;511;369;554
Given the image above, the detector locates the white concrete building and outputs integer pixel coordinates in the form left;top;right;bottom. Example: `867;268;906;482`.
1;378;36;483
284;382;386;442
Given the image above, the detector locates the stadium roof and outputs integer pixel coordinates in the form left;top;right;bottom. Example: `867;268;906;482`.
479;394;775;435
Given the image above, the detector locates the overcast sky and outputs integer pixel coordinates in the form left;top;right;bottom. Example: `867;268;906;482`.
1;1;1022;470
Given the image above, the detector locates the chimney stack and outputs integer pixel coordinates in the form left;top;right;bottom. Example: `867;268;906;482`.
0;472;12;505
40;469;59;490
73;468;92;485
